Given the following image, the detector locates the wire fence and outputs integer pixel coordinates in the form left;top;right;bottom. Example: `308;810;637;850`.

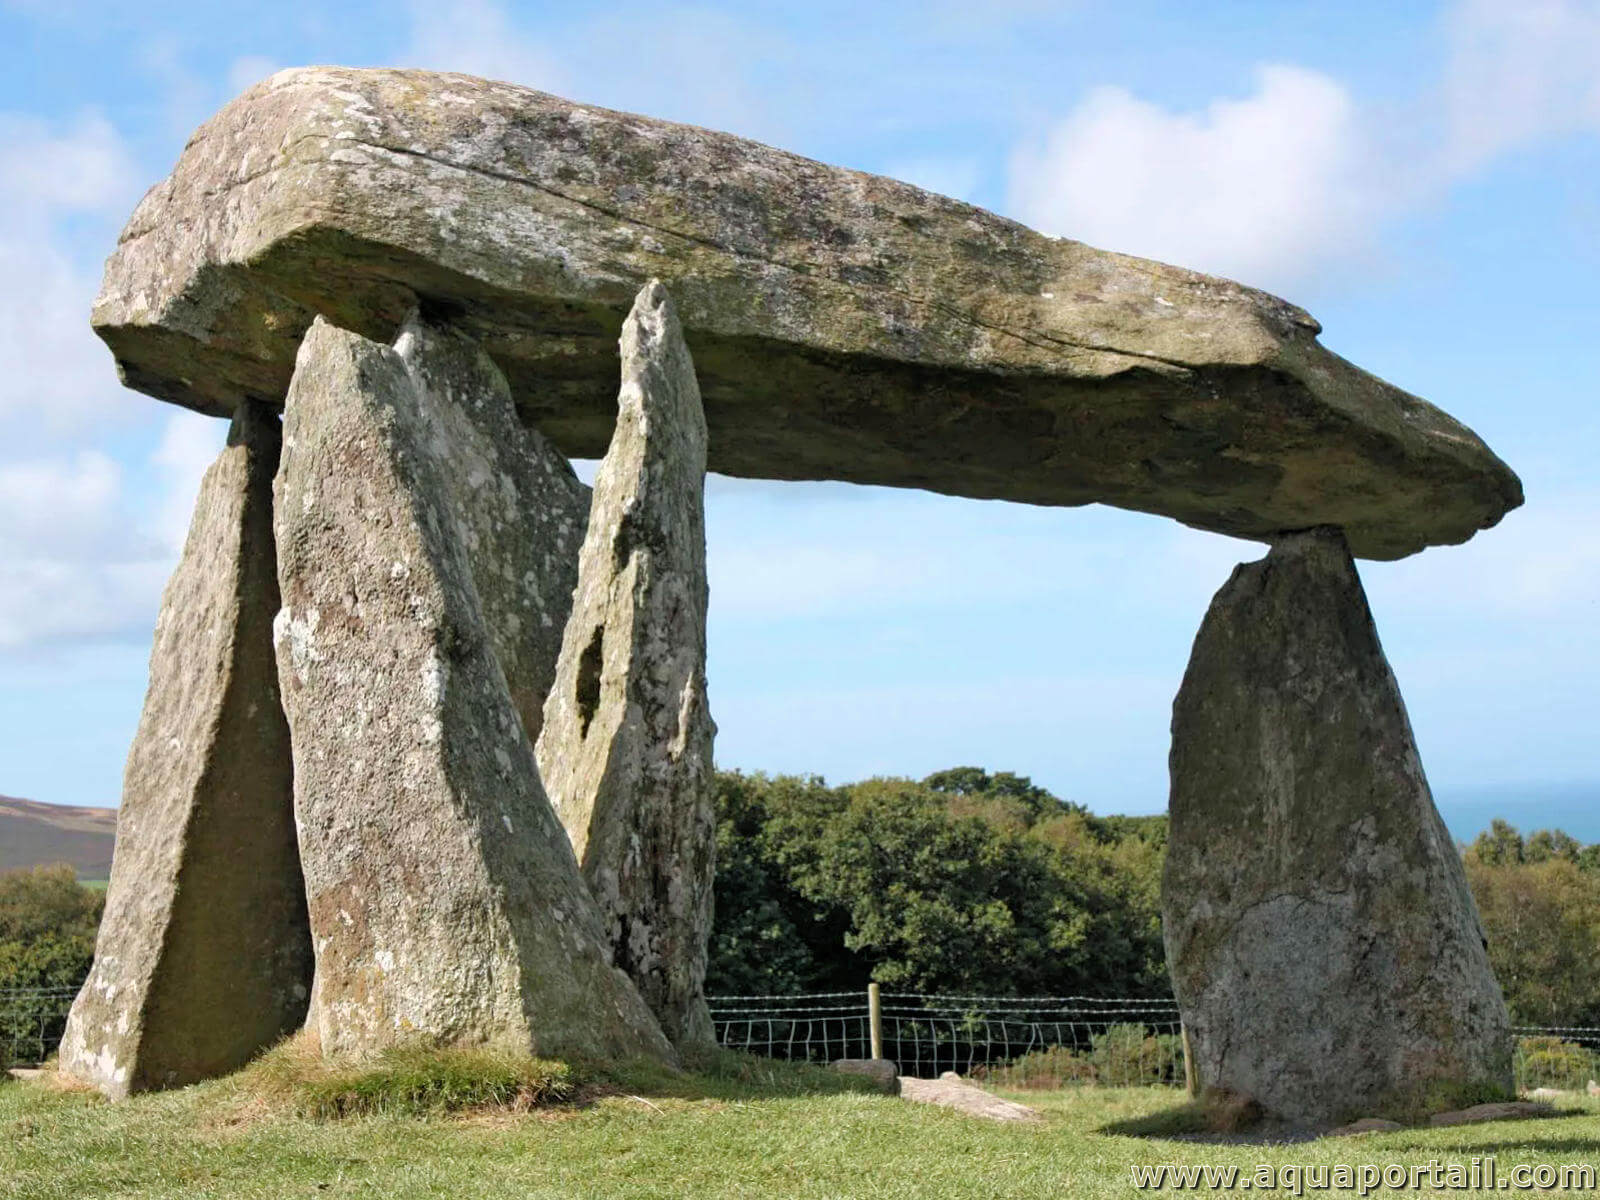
7;985;1600;1093
710;991;1600;1092
708;991;1185;1087
1;987;77;1068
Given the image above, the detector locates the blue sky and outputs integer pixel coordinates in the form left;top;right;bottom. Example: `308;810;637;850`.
1;0;1597;836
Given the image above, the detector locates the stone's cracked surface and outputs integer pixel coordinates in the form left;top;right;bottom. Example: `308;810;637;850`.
537;282;716;1049
59;401;311;1099
272;316;673;1064
1164;528;1512;1127
92;67;1519;560
392;310;590;747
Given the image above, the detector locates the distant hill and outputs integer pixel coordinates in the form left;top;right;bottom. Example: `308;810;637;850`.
0;795;117;879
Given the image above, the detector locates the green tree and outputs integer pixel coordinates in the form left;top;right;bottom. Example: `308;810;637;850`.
705;768;1170;998
1466;852;1600;1026
0;863;104;991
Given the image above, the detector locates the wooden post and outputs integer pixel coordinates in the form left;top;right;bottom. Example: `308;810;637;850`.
868;982;883;1061
1181;1021;1199;1097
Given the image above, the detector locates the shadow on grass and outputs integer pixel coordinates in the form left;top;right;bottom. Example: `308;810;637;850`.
575;1048;887;1105
1098;1095;1320;1145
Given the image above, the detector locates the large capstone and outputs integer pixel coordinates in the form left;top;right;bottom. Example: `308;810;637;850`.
92;67;1520;560
1164;528;1512;1126
537;282;717;1049
272;316;673;1064
59;401;311;1098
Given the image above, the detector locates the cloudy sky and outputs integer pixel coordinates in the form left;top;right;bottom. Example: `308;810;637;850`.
2;0;1597;834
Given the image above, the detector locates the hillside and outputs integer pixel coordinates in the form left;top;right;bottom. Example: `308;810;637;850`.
0;795;116;878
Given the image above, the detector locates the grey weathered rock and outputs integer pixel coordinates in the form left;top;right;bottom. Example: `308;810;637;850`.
392;310;591;746
59;402;311;1098
536;282;716;1049
92;67;1519;560
1164;528;1513;1127
272;316;673;1064
831;1059;900;1093
897;1073;1041;1122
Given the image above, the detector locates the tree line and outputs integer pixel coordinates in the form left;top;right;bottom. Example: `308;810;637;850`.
3;773;1597;1028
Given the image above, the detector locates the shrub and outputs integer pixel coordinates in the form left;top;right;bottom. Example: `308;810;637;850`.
1516;1036;1598;1091
972;1044;1096;1089
1086;1023;1183;1087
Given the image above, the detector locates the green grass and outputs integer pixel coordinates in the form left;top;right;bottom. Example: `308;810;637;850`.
4;1054;1600;1199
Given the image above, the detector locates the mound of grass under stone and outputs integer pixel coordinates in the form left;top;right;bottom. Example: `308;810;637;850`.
239;1035;578;1119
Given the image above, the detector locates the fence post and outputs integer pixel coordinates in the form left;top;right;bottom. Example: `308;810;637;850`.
1181;1021;1199;1097
868;982;883;1061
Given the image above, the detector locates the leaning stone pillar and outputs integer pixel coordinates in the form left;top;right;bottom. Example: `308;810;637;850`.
59;401;312;1098
392;311;590;747
1163;528;1511;1126
273;316;672;1064
537;282;717;1050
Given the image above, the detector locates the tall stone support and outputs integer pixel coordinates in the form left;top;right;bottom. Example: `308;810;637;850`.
59;402;311;1098
537;282;717;1049
392;312;590;747
273;316;673;1064
1164;528;1512;1126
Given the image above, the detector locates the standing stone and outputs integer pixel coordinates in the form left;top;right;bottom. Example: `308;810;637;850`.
273;317;672;1064
1164;528;1512;1126
393;311;590;746
537;282;717;1049
59;401;311;1098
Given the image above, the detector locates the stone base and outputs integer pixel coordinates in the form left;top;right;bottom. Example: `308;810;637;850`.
537;283;717;1050
273;317;673;1065
1164;528;1512;1126
59;402;311;1098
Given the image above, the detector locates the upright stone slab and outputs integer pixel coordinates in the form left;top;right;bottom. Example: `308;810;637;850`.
537;282;717;1049
59;401;311;1098
393;311;591;746
1164;528;1512;1126
273;317;672;1064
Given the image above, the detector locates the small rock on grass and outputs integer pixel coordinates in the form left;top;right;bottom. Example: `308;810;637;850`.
830;1059;898;1093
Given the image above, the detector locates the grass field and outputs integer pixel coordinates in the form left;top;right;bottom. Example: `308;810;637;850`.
4;1053;1599;1199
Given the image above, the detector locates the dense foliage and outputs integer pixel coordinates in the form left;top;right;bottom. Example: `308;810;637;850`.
1463;820;1600;1027
709;779;1600;1029
0;864;103;992
3;794;1598;1034
706;768;1169;997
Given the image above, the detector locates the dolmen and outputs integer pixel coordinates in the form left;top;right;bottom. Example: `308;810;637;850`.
65;67;1521;1123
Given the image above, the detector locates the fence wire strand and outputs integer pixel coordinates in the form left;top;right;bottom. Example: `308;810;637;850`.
707;991;1600;1091
6;986;1598;1092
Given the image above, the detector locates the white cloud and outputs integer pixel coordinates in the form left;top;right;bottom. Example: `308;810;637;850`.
0;411;225;651
0;111;140;440
0;105;226;654
1441;0;1600;173
1006;0;1600;293
1006;65;1381;292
